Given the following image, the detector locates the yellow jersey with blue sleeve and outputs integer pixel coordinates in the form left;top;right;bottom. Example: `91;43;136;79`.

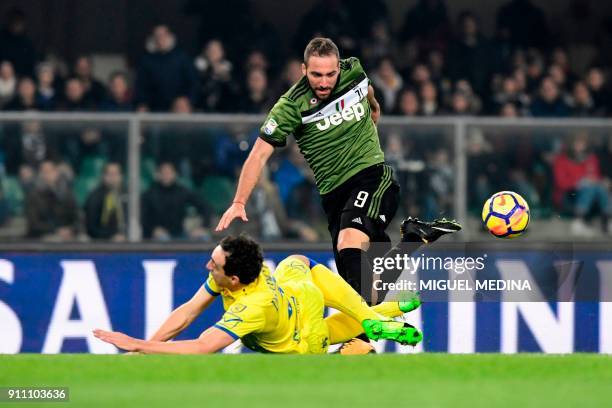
203;264;328;354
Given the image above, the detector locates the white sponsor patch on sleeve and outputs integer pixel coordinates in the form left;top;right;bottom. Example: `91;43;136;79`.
263;118;278;135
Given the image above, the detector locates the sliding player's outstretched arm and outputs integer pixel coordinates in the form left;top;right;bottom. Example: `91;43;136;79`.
93;326;235;354
215;138;275;231
147;284;216;342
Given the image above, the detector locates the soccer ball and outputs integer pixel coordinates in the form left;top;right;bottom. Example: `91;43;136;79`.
482;191;530;238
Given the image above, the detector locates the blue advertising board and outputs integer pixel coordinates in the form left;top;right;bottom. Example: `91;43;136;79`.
0;250;610;354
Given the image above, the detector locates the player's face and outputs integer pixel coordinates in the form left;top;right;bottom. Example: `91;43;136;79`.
303;55;340;101
207;246;236;288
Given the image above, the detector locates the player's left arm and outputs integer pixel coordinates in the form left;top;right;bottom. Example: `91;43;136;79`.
93;326;235;354
367;85;381;125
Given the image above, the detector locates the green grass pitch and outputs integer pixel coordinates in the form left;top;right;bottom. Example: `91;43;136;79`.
1;354;611;408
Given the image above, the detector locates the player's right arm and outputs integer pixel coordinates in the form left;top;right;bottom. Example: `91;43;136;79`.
148;283;216;342
216;96;301;231
215;138;274;231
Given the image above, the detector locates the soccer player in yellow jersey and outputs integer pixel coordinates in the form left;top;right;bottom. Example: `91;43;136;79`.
94;235;421;354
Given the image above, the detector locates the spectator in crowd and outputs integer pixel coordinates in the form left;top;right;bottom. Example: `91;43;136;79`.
448;91;471;115
274;57;303;96
18;164;36;195
4;77;39;111
547;64;570;99
393;88;420;116
525;52;545;93
100;71;133;111
496;0;550;49
242;50;270;77
62;127;114;172
420;81;440;116
499;102;519;117
141;162;208;240
0;8;36;77
36;62;59;110
585;67;609;114
409;63;432;89
0;61;16;108
234;68;273;113
530;77;570;117
550;47;577;84
512;68;528;95
194;39;234;112
452;79;482;114
25;160;79;240
57;78;94;111
73;56;107;106
84;162;127;241
1;121;59;175
447;11;492;96
370;57;403;113
399;0;451;55
0;117;56;178
553;134;609;236
569;81;599;117
172;96;192;114
491;76;529;114
153;96;197;177
135;25;198;112
510;49;527;71
426;49;447;84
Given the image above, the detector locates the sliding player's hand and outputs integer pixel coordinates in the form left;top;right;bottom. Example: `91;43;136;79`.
215;202;248;231
93;329;140;352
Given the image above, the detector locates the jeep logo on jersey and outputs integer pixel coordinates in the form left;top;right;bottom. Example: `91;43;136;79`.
315;102;366;131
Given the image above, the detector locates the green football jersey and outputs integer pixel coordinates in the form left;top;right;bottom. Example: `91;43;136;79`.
259;57;384;195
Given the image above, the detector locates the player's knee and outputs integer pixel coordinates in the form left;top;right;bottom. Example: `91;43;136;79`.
337;228;370;251
286;254;310;266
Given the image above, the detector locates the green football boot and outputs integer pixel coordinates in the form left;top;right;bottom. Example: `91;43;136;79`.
362;320;423;346
398;294;421;313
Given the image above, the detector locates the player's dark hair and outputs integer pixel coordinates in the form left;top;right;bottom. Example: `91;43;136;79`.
304;37;339;65
220;235;263;285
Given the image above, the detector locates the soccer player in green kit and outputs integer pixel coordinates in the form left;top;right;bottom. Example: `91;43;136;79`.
216;38;460;352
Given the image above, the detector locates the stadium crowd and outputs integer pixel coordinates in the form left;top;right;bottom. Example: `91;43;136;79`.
1;0;612;241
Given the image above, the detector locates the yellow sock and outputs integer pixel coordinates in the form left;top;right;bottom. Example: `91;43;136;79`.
310;263;383;322
325;302;404;344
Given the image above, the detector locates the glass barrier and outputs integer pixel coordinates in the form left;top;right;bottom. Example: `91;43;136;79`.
1;114;610;243
465;121;612;241
140;118;329;243
0;118;130;242
377;122;456;243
